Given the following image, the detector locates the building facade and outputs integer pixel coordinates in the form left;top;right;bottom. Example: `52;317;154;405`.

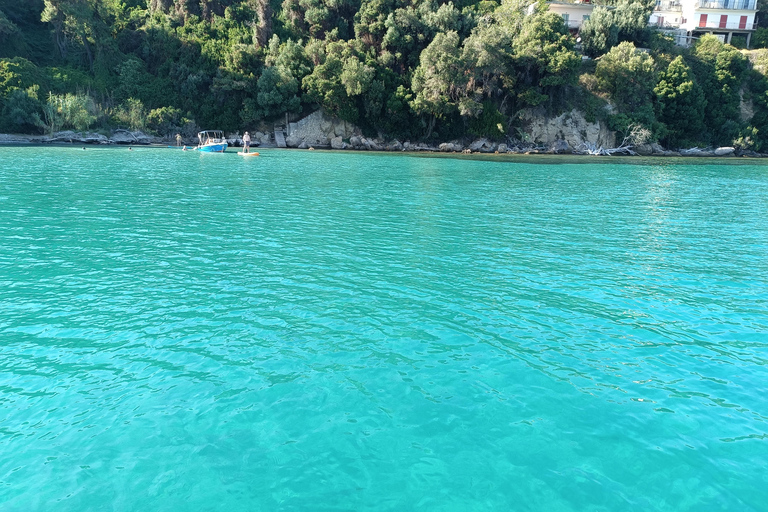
546;0;596;33
650;0;757;46
545;0;758;47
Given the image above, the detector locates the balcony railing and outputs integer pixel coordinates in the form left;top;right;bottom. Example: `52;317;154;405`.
695;0;756;10
655;21;684;28
695;20;757;29
655;1;682;11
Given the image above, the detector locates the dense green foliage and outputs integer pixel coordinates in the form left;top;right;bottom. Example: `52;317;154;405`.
1;0;768;148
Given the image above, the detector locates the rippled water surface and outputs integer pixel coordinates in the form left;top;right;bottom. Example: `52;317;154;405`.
1;147;768;510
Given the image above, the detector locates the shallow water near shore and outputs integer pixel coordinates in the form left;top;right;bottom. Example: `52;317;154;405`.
1;147;767;510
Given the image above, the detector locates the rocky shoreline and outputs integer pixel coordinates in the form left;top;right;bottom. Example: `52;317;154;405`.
1;118;766;159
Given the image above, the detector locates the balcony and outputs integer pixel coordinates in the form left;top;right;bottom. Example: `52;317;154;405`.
695;20;757;29
655;1;682;11
695;0;756;10
655;20;684;28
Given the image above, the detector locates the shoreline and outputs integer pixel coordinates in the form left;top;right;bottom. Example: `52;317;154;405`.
4;142;768;165
2;132;767;160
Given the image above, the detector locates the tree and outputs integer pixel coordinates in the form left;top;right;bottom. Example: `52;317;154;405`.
595;41;657;126
511;8;580;108
655;56;707;147
254;65;301;119
302;41;363;122
0;86;44;133
580;7;618;58
580;1;652;58
614;0;652;48
410;31;466;137
691;35;749;145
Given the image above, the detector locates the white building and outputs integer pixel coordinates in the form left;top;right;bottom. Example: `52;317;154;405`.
545;0;597;33
650;0;757;46
544;0;759;47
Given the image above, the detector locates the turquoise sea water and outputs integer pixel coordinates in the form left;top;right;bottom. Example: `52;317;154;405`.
1;147;767;510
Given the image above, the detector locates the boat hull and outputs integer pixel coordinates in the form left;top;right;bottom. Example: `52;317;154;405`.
197;143;228;152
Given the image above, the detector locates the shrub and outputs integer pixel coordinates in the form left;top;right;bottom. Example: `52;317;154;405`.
42;93;98;133
468;101;506;139
147;106;183;135
111;98;147;131
0;86;43;133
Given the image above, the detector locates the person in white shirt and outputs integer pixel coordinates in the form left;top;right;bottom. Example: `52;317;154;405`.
243;131;251;153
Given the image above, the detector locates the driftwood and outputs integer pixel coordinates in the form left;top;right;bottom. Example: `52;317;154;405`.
576;123;650;156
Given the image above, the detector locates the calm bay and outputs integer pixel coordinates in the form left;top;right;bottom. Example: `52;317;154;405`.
1;147;767;510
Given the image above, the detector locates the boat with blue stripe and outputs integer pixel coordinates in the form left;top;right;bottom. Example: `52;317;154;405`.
196;130;228;152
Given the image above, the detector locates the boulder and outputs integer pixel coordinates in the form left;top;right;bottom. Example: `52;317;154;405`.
387;140;404;151
110;130;136;144
497;143;508;153
469;138;490;151
298;141;308;149
361;137;381;150
349;135;362;148
0;134;33;143
714;146;735;156
131;131;152;144
83;132;109;144
680;148;714;157
635;144;654;156
285;135;302;148
51;130;81;142
330;136;345;149
469;138;497;153
439;142;463;152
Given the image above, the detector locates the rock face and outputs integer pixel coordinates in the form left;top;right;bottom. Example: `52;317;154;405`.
110;130;152;144
549;139;570;154
287;110;359;148
519;109;615;151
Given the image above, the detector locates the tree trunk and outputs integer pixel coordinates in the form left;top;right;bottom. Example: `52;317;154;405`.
81;32;93;72
254;0;273;49
55;29;67;58
425;115;436;139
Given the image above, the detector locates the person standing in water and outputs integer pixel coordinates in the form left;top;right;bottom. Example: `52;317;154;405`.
242;131;251;154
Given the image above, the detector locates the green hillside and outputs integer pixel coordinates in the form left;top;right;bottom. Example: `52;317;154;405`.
2;0;768;150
